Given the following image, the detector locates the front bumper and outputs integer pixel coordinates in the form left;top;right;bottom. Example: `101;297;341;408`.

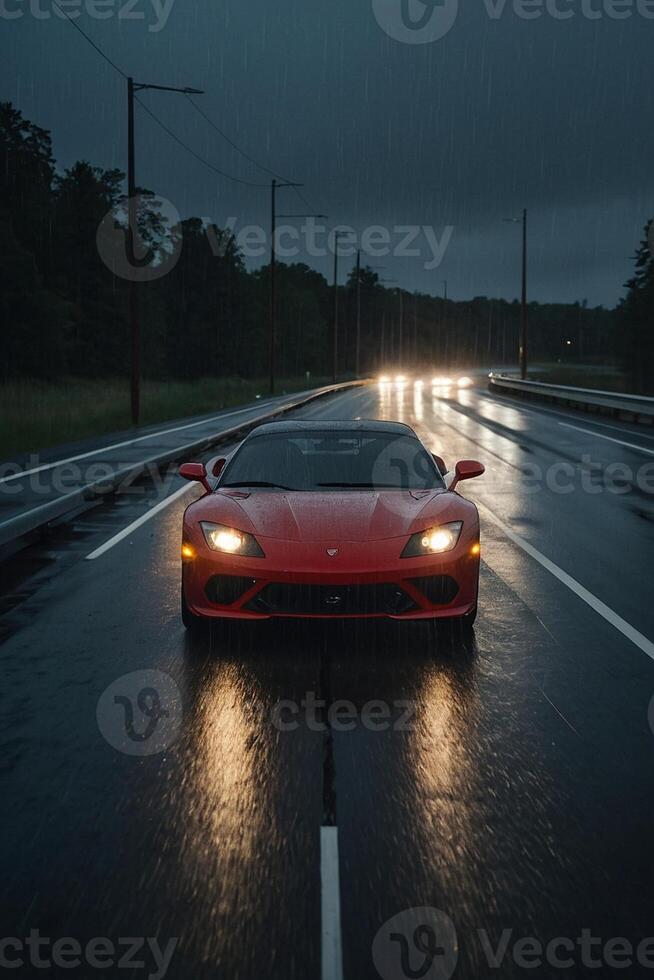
182;530;480;621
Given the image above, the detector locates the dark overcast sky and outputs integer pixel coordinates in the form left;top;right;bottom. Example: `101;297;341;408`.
2;0;653;306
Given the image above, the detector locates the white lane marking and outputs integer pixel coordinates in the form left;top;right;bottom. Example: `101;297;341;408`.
85;483;194;560
481;390;654;441
477;501;654;662
321;826;344;980
0;403;271;484
558;421;654;457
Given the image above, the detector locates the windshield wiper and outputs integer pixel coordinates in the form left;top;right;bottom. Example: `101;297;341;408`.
221;481;296;490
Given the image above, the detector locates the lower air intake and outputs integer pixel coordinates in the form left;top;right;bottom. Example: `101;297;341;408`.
247;582;417;616
205;575;257;606
408;575;459;605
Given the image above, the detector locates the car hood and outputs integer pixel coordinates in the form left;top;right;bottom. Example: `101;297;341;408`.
189;488;469;542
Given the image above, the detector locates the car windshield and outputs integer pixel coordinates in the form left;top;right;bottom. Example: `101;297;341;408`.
220;430;445;492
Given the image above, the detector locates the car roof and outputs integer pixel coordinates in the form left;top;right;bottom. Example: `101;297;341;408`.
247;419;417;437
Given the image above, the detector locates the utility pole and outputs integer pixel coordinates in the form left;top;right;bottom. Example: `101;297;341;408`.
503;209;528;379
520;207;528;379
126;78;203;425
269;179;277;396
127;78;138;426
413;295;418;363
269;179;303;394
332;231;342;383
355;249;361;378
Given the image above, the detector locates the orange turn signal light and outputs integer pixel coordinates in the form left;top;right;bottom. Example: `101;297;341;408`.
470;542;480;556
181;544;195;559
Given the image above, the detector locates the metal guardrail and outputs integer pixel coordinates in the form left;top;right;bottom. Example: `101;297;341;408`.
488;373;654;424
0;380;366;550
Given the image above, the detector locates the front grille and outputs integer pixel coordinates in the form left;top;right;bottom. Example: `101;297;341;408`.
205;575;257;606
408;575;459;605
246;582;417;616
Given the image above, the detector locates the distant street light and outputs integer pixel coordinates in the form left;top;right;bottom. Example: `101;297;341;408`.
504;208;528;379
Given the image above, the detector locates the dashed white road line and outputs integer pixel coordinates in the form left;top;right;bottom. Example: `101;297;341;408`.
478;501;654;662
85;483;194;560
321;826;344;980
558;421;654;456
481;390;654;442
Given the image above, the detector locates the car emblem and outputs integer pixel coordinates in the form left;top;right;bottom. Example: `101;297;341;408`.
326;548;339;557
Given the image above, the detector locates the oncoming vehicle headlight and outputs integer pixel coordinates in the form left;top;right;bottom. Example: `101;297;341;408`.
200;522;265;557
401;521;463;557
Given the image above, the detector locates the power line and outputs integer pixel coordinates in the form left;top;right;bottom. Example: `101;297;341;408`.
184;96;326;216
51;0;127;77
134;97;270;188
51;0;271;189
184;95;297;183
293;185;319;214
50;0;328;210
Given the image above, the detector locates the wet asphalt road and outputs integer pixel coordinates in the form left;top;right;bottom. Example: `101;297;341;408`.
2;380;654;980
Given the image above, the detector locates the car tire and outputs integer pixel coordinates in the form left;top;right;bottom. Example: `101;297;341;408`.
436;603;477;637
181;586;205;631
462;603;478;627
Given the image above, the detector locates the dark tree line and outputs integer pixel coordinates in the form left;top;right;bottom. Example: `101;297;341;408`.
1;101;648;389
618;221;654;394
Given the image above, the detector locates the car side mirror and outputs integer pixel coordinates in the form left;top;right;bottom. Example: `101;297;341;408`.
449;459;485;491
179;462;211;493
212;458;226;478
432;453;448;476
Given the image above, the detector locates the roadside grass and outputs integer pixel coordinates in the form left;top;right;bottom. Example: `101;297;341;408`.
0;376;331;459
528;363;629;392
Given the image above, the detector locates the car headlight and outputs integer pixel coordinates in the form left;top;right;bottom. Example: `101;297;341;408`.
401;521;463;557
200;522;265;557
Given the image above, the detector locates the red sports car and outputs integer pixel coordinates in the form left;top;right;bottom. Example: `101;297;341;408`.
179;420;484;630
